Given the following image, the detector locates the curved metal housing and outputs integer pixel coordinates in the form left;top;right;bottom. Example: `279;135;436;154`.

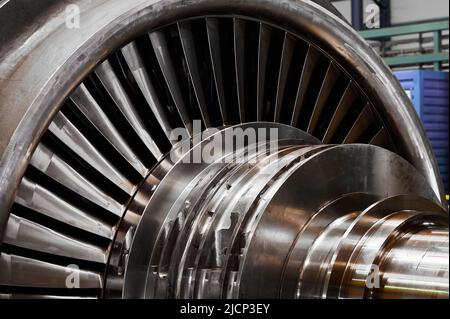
0;0;447;299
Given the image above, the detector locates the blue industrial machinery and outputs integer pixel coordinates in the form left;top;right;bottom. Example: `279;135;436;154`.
395;70;449;192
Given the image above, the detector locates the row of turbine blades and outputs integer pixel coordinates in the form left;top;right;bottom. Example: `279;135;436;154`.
0;16;391;299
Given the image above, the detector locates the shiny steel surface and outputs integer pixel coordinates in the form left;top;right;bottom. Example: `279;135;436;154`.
124;123;321;298
124;125;448;299
375;227;449;299
0;0;447;299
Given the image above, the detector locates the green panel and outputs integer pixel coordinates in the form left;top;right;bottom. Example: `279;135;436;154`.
360;20;449;39
384;53;449;67
433;31;443;70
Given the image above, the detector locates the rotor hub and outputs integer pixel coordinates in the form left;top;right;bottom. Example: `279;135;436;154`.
120;124;448;299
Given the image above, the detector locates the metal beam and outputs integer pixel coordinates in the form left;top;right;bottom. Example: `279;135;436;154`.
433;30;443;70
384;53;449;67
351;0;364;31
379;0;391;28
360;20;449;39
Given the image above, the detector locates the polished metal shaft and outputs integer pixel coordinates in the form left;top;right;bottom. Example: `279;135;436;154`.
123;124;449;299
374;227;449;299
